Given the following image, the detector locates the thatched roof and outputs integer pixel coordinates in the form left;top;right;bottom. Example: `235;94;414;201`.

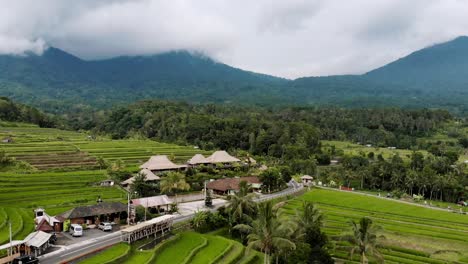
206;151;240;163
57;202;127;219
301;175;314;180
140;155;187;170
207;177;261;192
132;195;173;208
122;169;161;186
188;154;210;165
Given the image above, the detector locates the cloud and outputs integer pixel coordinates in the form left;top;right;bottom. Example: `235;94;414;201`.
1;0;468;77
0;36;47;55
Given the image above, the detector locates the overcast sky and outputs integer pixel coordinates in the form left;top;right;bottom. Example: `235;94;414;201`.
2;0;468;78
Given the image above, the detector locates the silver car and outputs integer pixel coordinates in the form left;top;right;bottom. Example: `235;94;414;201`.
98;222;112;231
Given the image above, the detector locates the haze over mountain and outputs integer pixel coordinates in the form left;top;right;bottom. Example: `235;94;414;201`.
1;36;468;113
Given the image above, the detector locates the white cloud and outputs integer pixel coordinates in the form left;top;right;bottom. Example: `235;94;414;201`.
1;0;468;78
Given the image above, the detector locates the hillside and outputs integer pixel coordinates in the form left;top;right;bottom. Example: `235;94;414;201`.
1;36;468;113
0;49;287;111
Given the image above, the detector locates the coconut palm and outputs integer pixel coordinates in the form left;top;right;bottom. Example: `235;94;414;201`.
296;201;324;231
241;201;296;264
342;217;383;264
227;180;257;228
160;171;190;204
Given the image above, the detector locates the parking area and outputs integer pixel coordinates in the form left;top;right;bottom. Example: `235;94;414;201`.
55;225;121;246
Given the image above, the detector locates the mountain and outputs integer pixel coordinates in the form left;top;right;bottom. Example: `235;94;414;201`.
288;36;468;112
0;49;288;111
365;36;468;90
1;36;468;113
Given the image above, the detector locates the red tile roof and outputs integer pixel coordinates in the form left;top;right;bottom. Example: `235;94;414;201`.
207;177;261;192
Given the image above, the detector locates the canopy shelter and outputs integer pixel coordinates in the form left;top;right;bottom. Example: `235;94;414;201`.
132;195;173;213
24;231;52;257
121;169;161;188
0;231;52;261
140;155;187;172
0;241;25;264
121;215;174;244
188;154;210;166
205;151;240;164
301;175;314;186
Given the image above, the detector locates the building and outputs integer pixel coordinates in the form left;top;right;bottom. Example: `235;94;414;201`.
34;208;63;232
205;151;241;165
56;202;128;226
140;155;187;174
0;231;53;261
1;137;13;143
301;175;314;186
121;169;161;188
187;154;210;166
100;180;115;187
207;176;262;195
132;195;173;213
23;231;53;257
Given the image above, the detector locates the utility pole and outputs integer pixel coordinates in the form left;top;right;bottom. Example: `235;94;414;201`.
8;221;12;256
144;198;148;221
127;193;130;225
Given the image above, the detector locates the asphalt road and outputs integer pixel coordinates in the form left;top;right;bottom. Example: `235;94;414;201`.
38;184;304;264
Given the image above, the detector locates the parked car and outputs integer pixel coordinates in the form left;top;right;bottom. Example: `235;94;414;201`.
98;222;112;231
12;255;39;264
69;224;83;237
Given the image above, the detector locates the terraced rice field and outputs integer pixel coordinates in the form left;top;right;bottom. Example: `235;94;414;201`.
0;123;214;243
0;207;35;244
281;188;468;263
0;170;126;214
1;125;210;169
79;243;131;264
84;232;260;264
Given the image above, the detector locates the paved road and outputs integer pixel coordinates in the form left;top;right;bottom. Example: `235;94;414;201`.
38;185;304;264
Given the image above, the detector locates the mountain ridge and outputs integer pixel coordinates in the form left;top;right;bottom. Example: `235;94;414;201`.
1;36;468;113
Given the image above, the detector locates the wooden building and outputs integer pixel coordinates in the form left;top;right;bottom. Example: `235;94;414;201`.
132;195;173;213
207;176;262;195
56;202;127;226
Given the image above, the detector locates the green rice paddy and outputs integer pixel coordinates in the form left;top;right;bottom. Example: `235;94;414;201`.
281;188;468;263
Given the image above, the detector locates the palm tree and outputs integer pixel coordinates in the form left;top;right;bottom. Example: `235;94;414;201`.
160;172;190;205
342;217;383;264
240;201;296;264
227;180;257;228
295;201;324;231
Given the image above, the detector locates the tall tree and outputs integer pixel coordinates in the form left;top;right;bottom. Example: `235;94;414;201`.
160;172;190;204
239;201;296;264
343;217;383;264
227;180;257;232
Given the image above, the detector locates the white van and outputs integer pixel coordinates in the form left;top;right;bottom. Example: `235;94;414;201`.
70;224;83;237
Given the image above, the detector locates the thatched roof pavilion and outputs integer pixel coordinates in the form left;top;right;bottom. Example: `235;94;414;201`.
205;151;240;164
188;154;210;165
140;155;187;171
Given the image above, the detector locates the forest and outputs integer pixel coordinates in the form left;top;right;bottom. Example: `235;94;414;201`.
1;98;467;203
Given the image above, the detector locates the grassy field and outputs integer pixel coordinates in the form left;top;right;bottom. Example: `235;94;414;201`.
322;140;431;161
281;188;468;263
